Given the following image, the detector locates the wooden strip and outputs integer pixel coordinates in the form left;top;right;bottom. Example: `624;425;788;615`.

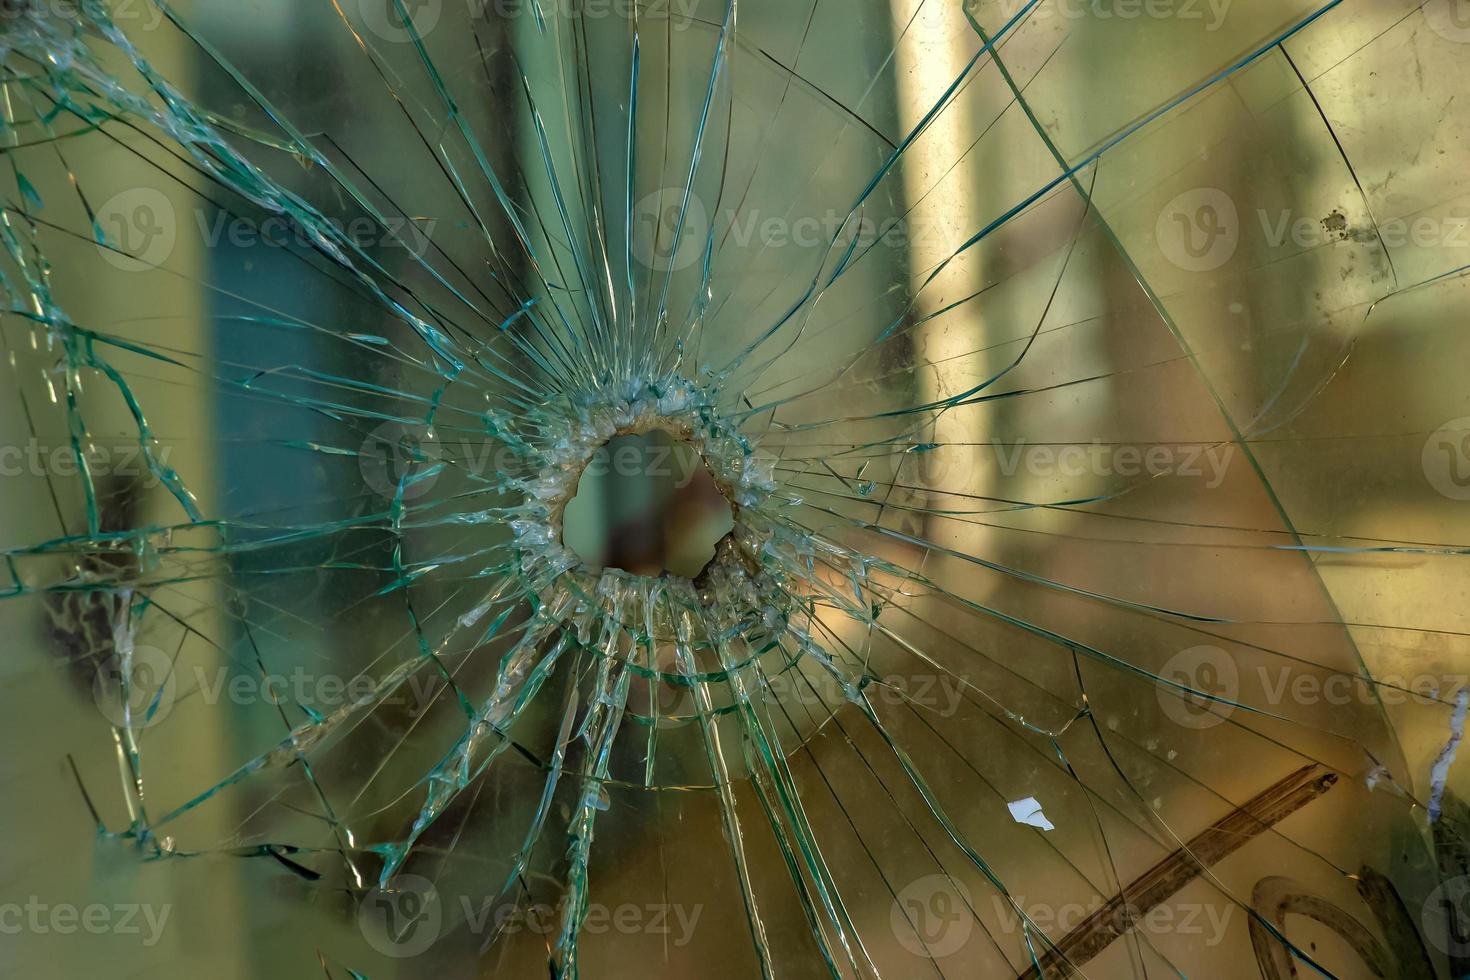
1017;764;1338;979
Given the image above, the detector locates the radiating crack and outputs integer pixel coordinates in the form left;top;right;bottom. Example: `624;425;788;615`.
2;1;1469;977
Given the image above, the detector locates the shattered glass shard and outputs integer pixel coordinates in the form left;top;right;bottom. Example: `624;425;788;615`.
1;0;1469;977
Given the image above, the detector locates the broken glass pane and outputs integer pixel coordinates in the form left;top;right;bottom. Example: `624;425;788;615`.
2;0;1469;976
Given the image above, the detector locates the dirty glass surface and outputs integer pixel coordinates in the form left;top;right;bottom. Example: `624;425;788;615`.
1;0;1469;977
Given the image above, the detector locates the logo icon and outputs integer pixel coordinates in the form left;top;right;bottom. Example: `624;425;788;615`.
1156;645;1239;730
1156;188;1239;272
92;644;176;729
1423;417;1470;500
653;673;700;730
891;874;974;958
1424;877;1470;957
360;421;443;500
631;188;710;272
95;189;177;272
359;874;442;958
1425;0;1470;43
358;0;443;43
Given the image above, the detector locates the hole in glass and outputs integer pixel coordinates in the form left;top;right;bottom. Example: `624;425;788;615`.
561;429;735;579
